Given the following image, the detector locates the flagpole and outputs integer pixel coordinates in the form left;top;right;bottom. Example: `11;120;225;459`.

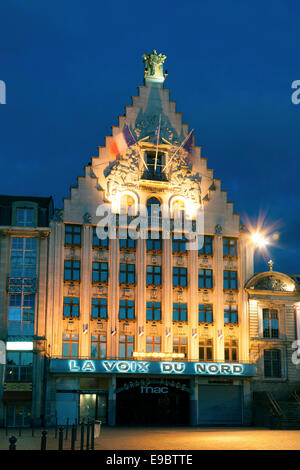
124;120;149;171
162;129;193;172
154;114;161;172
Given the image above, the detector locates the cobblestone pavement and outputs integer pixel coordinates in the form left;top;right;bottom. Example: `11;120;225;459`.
0;426;300;451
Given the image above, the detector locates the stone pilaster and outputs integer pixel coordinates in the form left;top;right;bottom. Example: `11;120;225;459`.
136;236;146;352
214;234;224;361
108;238;119;358
188;247;198;360
162;236;173;352
80;225;92;357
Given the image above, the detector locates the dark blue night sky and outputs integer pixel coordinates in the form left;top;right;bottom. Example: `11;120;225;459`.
0;0;299;274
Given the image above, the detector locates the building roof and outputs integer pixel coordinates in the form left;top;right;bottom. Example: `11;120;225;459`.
0;194;54;227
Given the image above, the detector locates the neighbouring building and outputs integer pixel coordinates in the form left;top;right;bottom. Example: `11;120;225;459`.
0;51;299;428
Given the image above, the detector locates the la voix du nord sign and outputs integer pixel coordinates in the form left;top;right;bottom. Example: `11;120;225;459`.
49;359;256;376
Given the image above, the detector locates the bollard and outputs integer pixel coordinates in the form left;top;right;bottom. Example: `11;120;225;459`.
80;421;84;450
18;426;22;437
90;420;95;450
55;416;58;438
86;419;90;451
9;436;17;450
58;426;64;450
65;417;69;440
71;424;76;451
41;430;47;451
75;418;78;441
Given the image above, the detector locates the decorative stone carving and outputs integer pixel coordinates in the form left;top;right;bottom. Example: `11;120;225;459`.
143;50;166;80
83;212;92;224
215;224;222;234
150;288;158;300
254;276;294;292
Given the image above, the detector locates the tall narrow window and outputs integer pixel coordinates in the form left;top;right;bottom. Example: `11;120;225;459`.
92;262;108;283
8;293;35;336
173;267;188;287
224;304;238;324
223;238;237;257
63;297;80;318
146;301;161;321
62;334;78;358
146;265;162;286
120;195;136;216
119;335;134;359
120;263;135;284
147;230;162;251
91;298;108;319
10;237;37;278
173;337;187;357
172;233;187;254
223;270;237;290
198;304;213;323
264;349;281;378
6;352;33;382
263;308;279;338
119;300;135;320
91;334;107;359
199;338;213;361
142;152;166;181
198;235;213;255
198;269;213;289
225;339;238;362
65;225;81;246
173;302;188;322
16;208;34;227
64;260;81;282
146;336;161;353
92;227;109;249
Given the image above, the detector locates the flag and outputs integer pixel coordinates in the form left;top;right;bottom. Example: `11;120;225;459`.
166;327;171;337
139;327;144;337
183;132;193;154
109;124;135;157
192;329;197;339
218;329;223;340
83;323;88;334
111;329;117;337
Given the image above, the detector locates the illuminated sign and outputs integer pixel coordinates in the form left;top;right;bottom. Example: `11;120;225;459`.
49;359;256;377
132;352;185;359
6;342;33;351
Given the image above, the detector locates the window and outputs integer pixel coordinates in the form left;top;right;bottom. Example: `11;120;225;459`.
10;237;37;278
146;197;162;227
146;265;162;286
198;269;213;289
8;293;35;336
263;308;279;338
224;304;238;324
171;199;185;221
225;339;238;362
119;233;136;250
199;338;213;361
142;152;166;181
92;227;109;249
264;349;281;378
120;195;136;216
64;260;80;282
147;231;162;252
91;298;108;319
92;262;108;283
223;238;237;257
119;300;135;320
198;235;213;255
173;302;188;322
6;352;33;382
146;336;161;353
63;297;80;318
173;337;187;357
65;225;81;246
198;304;213;323
224;270;237;290
62;333;78;358
120;263;135;284
119;335;134;359
91;334;107;359
172;234;187;254
173;267;188;287
146;301;161;321
16;208;34;227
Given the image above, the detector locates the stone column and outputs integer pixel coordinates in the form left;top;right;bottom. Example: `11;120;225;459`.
188;247;198;360
214;233;224;361
50;222;64;356
162;236;173;353
80;225;92;357
238;235;249;362
108;238;119;358
136;236;146;352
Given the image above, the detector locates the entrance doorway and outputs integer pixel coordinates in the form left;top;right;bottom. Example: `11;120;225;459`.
116;379;190;426
79;393;107;423
5;402;32;427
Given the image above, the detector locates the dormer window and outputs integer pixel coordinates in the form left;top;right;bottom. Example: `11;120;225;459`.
142;151;167;181
16;208;34;227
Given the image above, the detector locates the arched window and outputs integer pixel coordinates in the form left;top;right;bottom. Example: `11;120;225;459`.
146;197;161;218
171;199;185;220
121;195;136;216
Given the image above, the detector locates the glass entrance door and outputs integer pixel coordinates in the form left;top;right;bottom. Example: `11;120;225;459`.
5;403;31;427
79;393;107;423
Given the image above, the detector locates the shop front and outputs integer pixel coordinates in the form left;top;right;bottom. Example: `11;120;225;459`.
48;359;256;426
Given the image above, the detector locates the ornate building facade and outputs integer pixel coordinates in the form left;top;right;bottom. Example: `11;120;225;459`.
0;52;299;427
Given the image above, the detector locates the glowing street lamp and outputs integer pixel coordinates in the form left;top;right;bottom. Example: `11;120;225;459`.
251;232;269;248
